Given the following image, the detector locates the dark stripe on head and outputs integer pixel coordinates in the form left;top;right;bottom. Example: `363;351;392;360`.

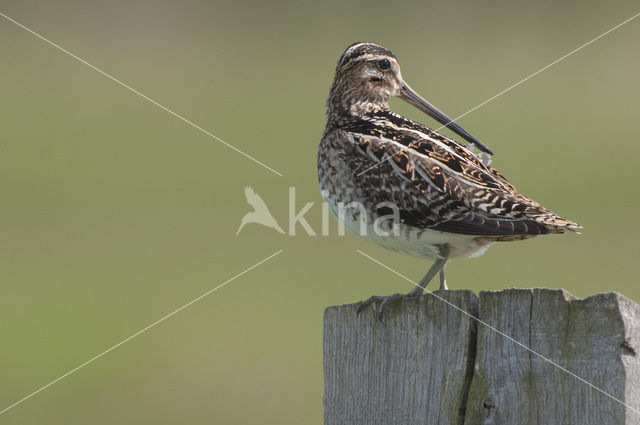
338;42;396;68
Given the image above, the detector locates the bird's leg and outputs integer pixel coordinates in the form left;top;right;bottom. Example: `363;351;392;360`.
358;254;449;322
439;265;447;290
407;257;447;296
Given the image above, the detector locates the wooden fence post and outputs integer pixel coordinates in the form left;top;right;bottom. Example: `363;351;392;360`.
324;290;479;425
323;288;640;425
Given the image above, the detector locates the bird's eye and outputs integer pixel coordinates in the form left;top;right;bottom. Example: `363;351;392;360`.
377;59;391;70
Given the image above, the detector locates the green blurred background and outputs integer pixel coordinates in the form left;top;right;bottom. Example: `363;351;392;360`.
1;0;639;423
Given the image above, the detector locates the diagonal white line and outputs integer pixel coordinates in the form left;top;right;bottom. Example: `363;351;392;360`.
356;249;640;416
0;11;283;177
356;10;640;177
0;249;283;416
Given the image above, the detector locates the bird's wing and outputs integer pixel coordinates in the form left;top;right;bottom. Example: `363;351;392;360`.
347;111;516;191
344;114;580;236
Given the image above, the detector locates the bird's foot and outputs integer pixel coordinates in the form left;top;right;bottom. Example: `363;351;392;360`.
356;292;421;323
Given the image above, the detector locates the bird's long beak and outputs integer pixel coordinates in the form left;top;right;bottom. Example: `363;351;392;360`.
399;83;493;155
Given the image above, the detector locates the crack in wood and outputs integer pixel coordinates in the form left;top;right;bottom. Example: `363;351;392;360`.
324;289;640;425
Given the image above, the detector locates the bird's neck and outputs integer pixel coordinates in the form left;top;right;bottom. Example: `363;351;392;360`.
327;100;389;126
326;82;389;126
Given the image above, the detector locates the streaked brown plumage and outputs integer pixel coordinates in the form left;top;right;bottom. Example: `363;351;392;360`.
317;42;581;318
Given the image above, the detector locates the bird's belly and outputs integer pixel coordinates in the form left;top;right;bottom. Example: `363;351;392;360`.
357;220;492;259
376;227;493;259
322;191;493;260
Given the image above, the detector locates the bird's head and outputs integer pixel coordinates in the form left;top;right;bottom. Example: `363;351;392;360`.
327;42;493;155
328;43;402;116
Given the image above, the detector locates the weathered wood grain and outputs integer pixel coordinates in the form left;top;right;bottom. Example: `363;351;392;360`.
464;289;640;425
323;290;479;425
324;289;640;425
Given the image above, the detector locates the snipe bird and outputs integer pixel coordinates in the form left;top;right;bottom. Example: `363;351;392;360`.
317;42;581;319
